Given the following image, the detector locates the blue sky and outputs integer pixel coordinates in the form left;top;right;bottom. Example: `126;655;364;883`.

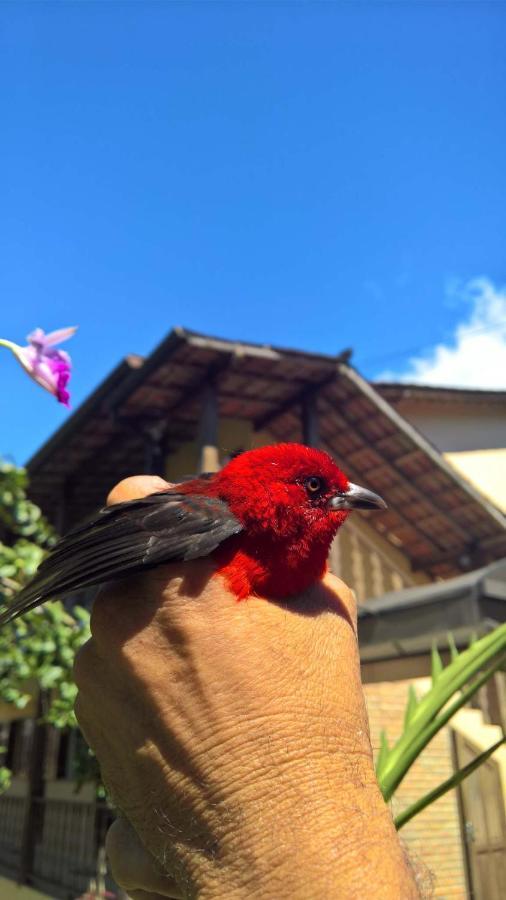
1;1;505;464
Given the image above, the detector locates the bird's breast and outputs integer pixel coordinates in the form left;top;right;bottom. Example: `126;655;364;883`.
212;532;330;600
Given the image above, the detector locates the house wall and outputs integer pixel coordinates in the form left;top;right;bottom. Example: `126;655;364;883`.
444;449;506;513
332;514;429;602
164;417;273;481
393;399;506;453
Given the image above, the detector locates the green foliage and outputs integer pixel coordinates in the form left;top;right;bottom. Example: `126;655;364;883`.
430;643;443;685
376;729;390;777
0;747;11;793
394;735;505;830
377;626;506;823
0;459;56;547
0;460;90;729
0;604;90;728
403;684;418;730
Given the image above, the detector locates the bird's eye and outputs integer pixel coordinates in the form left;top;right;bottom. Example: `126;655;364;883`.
305;476;324;497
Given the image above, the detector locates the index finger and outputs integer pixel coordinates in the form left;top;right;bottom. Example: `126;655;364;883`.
107;475;171;506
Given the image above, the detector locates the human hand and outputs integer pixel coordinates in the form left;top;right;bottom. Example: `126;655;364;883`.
74;476;418;899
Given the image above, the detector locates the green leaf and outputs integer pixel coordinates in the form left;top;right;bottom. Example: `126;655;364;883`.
447;632;459;663
403;685;419;731
431;642;443;684
376;729;390;779
39;666;64;689
395;736;505;830
0;765;12;794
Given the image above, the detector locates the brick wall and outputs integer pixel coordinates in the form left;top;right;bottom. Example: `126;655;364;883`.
364;677;468;899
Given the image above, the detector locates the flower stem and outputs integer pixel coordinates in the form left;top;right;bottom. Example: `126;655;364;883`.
0;338;18;352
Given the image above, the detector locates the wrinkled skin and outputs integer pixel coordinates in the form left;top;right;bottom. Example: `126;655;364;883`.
74;476;419;900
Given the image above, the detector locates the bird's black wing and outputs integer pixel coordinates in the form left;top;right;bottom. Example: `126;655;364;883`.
0;491;243;626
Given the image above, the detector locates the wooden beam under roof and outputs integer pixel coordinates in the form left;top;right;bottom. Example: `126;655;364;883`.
198;382;219;473
253;371;338;432
301;392;320;447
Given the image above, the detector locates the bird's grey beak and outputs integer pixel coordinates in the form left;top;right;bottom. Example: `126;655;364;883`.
328;482;387;511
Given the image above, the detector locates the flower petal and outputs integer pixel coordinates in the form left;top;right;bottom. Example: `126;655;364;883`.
28;326;77;348
44;347;71;364
31;359;59;392
40;326;78;346
17;345;72;406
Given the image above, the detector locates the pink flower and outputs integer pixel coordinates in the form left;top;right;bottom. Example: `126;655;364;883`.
0;327;77;407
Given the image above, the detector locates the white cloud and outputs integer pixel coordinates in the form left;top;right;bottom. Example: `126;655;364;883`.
378;277;506;389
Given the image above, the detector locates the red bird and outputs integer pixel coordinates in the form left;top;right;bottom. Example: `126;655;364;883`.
0;444;386;625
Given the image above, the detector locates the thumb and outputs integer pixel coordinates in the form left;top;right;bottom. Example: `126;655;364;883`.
107;476;170;506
